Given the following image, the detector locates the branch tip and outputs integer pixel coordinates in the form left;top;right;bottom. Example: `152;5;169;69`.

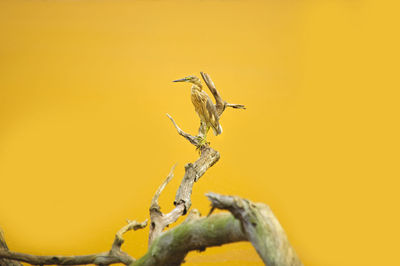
113;219;148;250
166;114;199;146
151;164;177;209
226;103;246;109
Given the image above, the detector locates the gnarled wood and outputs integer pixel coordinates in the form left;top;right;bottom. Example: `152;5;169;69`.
207;193;303;266
148;164;186;246
174;146;220;213
133;210;246;266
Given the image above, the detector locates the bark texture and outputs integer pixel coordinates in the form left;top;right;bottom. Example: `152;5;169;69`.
207;193;303;266
0;220;147;265
134;210;246;266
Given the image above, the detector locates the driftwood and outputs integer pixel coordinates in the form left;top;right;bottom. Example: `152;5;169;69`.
0;72;302;266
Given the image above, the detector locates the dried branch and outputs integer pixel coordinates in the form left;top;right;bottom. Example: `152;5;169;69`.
150;164;177;210
226;103;246;109
206;193;303;266
164;73;237;231
0;228;21;266
0;251;125;265
166;112;220;213
151;106;222;246
200;72;246;117
148;164;186;246
174;146;220;213
2;192;302;266
166;114;199;146
200;72;225;115
133;210;246;266
110;219;148;264
113;220;148;250
138;192;302;266
148;149;219;246
0;220;147;266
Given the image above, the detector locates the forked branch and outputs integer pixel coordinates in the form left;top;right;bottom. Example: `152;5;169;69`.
200;72;246;117
148;164;186;246
135;192;303;266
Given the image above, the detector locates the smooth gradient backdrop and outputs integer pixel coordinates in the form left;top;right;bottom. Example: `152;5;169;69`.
1;0;399;265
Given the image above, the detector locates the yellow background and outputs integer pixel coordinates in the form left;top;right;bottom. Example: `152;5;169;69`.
0;0;399;265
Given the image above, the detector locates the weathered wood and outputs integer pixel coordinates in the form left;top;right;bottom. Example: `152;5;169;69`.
174;146;220;213
166;114;199;146
200;72;246;118
0;228;21;266
0;221;147;265
200;72;226;116
166;113;220;214
148;145;220;246
148;164;186;246
133;211;246;266
207;193;303;266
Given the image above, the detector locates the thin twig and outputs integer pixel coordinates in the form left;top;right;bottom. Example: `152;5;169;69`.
150;164;177;210
112;219;148;251
226;103;246;109
166;114;199;146
200;72;246;117
148;164;185;246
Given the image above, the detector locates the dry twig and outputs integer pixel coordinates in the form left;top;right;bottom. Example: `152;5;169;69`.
148;164;186;246
200;72;246;117
0;221;147;265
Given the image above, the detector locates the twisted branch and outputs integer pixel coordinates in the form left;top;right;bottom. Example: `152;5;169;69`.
136;192;303;266
207;193;303;266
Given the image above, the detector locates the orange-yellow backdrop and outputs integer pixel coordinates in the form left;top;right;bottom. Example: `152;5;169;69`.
0;0;399;265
